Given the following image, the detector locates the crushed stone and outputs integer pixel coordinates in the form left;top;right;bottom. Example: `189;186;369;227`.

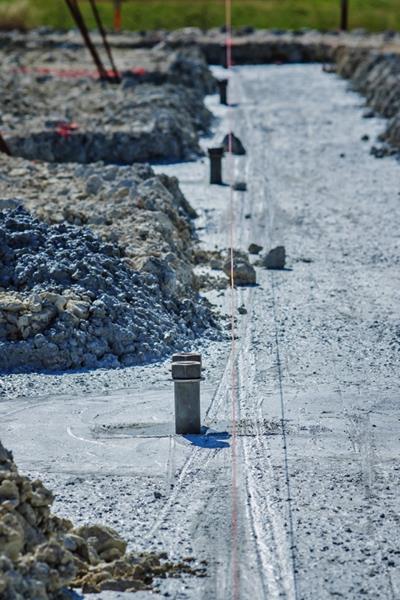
335;47;400;155
222;132;246;155
0;206;218;372
262;246;286;270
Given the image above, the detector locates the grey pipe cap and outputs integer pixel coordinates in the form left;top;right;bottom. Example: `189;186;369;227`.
172;352;202;365
172;361;201;380
208;146;224;157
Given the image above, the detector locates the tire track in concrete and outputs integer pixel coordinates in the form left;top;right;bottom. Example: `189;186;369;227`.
233;69;299;599
236;286;297;600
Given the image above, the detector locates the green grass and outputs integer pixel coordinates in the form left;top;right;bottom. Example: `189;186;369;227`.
1;0;400;33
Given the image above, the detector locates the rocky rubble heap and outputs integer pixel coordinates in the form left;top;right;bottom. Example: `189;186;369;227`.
3;27;399;65
0;158;200;294
167;28;400;65
0;441;203;598
335;47;400;152
0;45;214;163
0;206;216;372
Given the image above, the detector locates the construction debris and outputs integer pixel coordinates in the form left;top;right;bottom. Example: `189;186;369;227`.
262;246;286;270
0;45;215;164
223;253;256;286
336;47;400;154
222;132;246;155
248;243;263;255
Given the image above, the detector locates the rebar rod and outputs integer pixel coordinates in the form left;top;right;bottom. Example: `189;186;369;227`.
114;0;122;33
65;0;109;81
88;0;121;82
340;0;349;31
0;133;11;156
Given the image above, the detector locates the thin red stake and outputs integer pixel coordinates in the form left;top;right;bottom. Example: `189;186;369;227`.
114;0;122;32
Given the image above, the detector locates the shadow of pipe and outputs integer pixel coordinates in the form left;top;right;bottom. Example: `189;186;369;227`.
183;427;230;449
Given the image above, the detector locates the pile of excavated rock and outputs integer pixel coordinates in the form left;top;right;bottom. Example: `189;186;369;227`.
0;157;199;293
0;44;215;163
0;441;203;598
0;37;221;373
0;205;216;372
335;47;400;153
4;27;399;159
3;27;400;65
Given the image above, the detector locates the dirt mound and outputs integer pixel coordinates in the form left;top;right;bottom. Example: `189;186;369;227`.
0;45;214;164
0;440;204;598
0;206;217;372
0;155;202;290
335;48;400;153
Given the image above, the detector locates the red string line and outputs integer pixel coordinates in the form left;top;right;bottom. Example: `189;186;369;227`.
225;1;240;598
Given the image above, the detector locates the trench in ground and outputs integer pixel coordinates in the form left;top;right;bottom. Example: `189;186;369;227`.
1;64;399;599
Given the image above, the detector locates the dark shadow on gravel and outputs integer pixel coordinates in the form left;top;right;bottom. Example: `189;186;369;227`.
184;427;230;448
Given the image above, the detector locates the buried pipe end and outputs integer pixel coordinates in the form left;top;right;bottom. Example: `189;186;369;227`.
208;146;224;185
217;78;228;105
172;360;201;381
172;352;202;366
172;356;202;435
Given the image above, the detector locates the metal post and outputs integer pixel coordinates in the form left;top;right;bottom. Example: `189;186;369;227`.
64;0;109;81
217;78;228;105
208;147;224;185
340;0;349;31
88;0;121;83
0;133;11;156
221;46;228;69
172;360;202;435
172;352;202;367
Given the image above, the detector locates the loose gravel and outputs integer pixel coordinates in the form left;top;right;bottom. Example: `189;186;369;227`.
0;206;217;372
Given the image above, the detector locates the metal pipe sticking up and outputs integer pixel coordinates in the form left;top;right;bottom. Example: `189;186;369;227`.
172;353;202;435
64;0;109;82
0;133;11;156
88;0;121;83
217;78;228;105
172;352;202;367
340;0;349;31
208;147;224;185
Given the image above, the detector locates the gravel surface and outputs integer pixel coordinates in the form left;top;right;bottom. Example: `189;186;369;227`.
153;64;400;598
1;56;400;600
